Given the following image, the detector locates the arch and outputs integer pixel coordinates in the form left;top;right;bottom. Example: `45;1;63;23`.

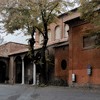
0;61;6;83
15;56;22;83
39;34;43;44
48;29;52;42
55;25;61;40
64;24;69;39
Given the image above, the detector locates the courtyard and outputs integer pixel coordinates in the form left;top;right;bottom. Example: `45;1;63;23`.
0;85;100;100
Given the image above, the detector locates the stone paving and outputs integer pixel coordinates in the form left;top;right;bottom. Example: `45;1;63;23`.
0;84;100;100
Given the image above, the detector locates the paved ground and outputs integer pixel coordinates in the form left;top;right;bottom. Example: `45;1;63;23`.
0;84;100;100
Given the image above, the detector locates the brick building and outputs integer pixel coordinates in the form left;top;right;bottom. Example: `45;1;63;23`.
0;9;100;87
35;9;100;87
0;42;29;84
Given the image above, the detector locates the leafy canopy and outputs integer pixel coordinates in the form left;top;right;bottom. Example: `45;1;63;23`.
80;0;100;24
79;0;100;33
0;0;75;35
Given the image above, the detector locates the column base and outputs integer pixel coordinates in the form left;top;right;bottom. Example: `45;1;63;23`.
21;83;24;85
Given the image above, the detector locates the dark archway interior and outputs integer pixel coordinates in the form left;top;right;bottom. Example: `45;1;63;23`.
15;56;22;83
24;56;33;84
0;61;6;83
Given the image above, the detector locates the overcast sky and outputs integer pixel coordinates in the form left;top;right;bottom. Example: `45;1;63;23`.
0;22;30;44
0;29;31;44
0;0;79;45
2;33;30;44
0;14;31;45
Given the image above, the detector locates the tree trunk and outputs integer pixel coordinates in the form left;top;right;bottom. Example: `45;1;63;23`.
40;23;48;85
40;48;47;84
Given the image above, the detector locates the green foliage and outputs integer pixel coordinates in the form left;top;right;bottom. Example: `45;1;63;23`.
79;0;100;47
79;0;100;36
0;0;75;35
79;0;100;27
0;0;78;85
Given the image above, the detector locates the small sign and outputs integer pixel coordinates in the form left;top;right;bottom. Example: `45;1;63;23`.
87;64;92;76
72;73;76;82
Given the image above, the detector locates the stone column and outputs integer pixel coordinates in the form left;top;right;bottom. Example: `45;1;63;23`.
9;56;14;84
21;57;25;84
33;62;36;85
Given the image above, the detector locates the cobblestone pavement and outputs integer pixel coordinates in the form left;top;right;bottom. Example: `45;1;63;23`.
0;84;100;100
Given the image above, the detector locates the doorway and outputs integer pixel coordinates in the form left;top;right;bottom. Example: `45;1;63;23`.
15;56;22;83
0;61;6;83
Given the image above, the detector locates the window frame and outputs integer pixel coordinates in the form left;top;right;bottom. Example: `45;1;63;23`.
83;33;100;49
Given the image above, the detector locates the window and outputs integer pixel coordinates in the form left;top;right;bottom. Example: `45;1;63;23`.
39;34;43;44
64;24;69;40
48;30;52;42
83;34;100;48
55;26;61;40
61;60;67;70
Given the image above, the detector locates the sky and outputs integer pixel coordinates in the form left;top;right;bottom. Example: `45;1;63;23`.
2;33;30;44
0;0;79;45
0;29;31;45
0;22;31;44
0;14;30;45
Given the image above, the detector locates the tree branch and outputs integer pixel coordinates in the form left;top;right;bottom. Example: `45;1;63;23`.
35;26;44;37
47;2;59;23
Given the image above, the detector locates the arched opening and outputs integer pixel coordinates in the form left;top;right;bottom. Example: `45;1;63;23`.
24;56;33;84
39;34;43;45
64;24;69;40
55;25;61;40
0;61;6;83
48;29;52;42
15;56;22;83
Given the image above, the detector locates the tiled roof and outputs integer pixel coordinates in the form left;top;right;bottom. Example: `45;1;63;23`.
9;48;29;55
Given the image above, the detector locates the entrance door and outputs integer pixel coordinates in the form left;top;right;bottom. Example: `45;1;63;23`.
0;61;6;83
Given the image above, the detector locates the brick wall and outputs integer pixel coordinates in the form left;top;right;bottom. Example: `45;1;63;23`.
55;46;69;81
69;23;100;86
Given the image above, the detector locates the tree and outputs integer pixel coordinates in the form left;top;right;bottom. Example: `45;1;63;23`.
79;0;100;46
0;0;76;84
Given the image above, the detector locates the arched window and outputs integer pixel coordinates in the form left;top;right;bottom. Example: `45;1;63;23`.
48;30;52;42
39;34;43;44
64;24;69;40
55;26;61;40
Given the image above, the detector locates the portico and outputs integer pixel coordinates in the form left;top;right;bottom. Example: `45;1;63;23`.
9;53;37;85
